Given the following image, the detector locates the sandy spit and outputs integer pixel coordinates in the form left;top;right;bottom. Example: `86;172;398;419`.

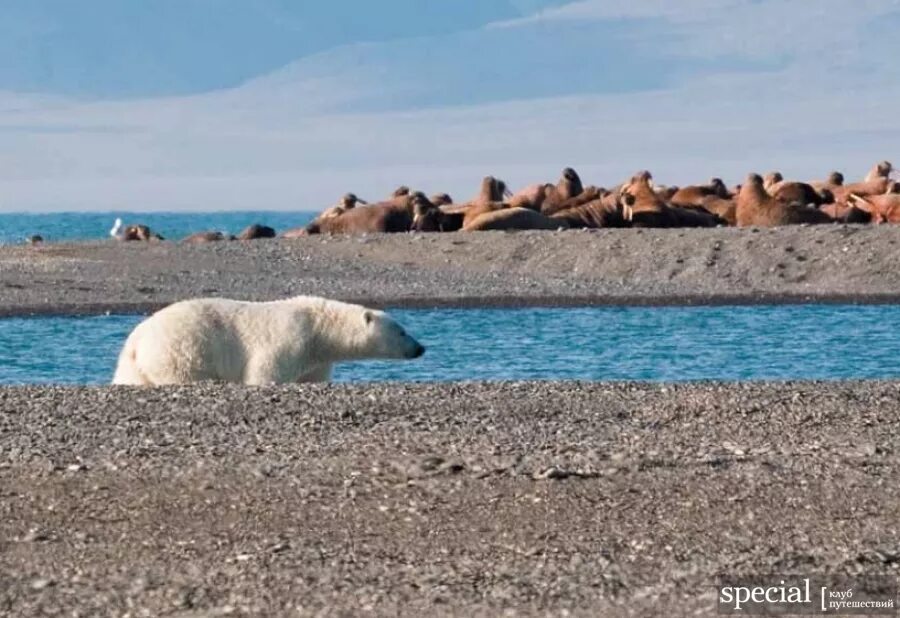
2;225;900;315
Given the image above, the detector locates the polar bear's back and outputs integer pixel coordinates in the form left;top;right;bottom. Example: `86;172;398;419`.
114;298;250;384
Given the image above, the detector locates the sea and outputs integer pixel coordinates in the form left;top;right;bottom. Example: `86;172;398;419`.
1;305;898;385
0;211;317;245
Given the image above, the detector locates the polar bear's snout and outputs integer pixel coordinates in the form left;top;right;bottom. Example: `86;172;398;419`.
408;341;426;359
395;330;426;359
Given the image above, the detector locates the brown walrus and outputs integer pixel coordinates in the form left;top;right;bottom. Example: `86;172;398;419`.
463;207;568;231
429;193;453;206
736;173;833;227
237;223;276;240
315;193;368;222
439;177;512;224
846;192;900;224
183;231;231;244
473;176;512;204
556;167;584;200
123;224;164;242
810;171;844;193
865;160;893;183
550;200;632;228
510;167;586;213
771;181;832;206
508;183;550;211
697;196;737;226
621;171;721;228
669;178;730;208
540;186;606;216
305;200;413;234
833;162;895;202
411;196;464;232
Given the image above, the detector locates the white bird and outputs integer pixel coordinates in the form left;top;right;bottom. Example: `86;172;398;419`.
110;217;124;239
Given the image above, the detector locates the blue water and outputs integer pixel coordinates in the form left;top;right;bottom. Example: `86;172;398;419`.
0;305;898;385
0;211;316;244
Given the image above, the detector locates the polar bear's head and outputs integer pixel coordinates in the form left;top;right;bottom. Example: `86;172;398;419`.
360;309;426;360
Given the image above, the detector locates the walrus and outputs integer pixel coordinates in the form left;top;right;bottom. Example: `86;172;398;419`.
27;235;43;245
669;178;730;208
183;231;231;244
833;177;894;202
305;201;413;234
411;196;464;232
865;161;893;183
429;193;453;206
763;171;784;192
556;167;584;200
810;171;844;192
620;172;720;228
123;224;164;242
846;192;900;224
697;196;737;226
832;162;895;202
540;186;605;216
550;200;632;228
771;181;832;206
508;183;551;211
314;193;368;223
654;185;680;201
281;227;308;239
736;173;833;227
237;223;276;240
463;207;568;231
438;178;512;223
459;201;508;227
473;176;512;204
512;168;586;214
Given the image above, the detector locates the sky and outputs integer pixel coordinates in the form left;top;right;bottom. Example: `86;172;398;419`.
0;0;899;211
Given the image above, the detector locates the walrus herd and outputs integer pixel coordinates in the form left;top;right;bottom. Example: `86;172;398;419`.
287;160;898;236
104;160;897;243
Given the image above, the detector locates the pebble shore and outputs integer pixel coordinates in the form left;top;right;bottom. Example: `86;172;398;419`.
2;382;899;616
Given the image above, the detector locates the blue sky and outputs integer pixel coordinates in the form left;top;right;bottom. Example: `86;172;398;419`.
0;0;899;211
0;1;570;97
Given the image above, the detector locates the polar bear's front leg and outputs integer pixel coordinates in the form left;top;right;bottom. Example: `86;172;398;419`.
242;355;288;385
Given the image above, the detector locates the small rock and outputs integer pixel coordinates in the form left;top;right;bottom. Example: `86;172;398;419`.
534;467;570;480
22;528;50;543
31;578;55;590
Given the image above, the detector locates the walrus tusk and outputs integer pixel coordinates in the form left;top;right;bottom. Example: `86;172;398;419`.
848;193;876;213
623;203;633;222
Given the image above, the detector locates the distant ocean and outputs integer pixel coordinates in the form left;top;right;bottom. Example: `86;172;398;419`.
0;211;317;245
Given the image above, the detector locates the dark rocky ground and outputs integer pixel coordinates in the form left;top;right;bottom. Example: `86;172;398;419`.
2;381;899;617
3;225;900;316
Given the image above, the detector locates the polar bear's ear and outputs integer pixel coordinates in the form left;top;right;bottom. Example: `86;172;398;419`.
363;310;374;325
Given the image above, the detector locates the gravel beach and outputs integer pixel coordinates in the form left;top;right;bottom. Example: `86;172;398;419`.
3;225;900;316
2;381;900;617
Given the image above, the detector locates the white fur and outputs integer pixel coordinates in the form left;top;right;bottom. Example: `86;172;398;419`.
111;296;424;385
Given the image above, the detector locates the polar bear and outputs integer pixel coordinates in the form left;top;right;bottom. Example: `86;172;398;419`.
111;296;425;385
